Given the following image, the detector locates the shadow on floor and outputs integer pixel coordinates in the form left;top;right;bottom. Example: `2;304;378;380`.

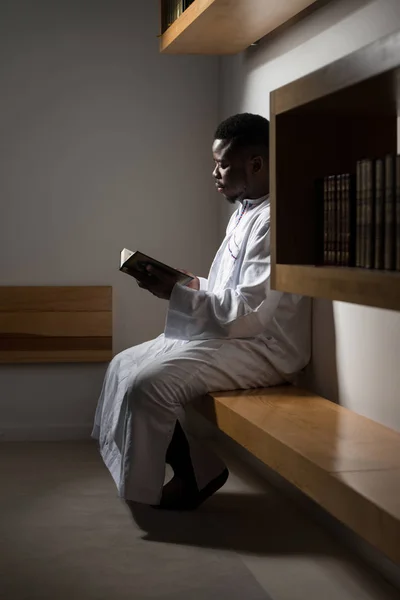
127;490;342;557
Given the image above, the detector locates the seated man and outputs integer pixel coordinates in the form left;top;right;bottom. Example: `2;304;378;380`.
92;113;311;510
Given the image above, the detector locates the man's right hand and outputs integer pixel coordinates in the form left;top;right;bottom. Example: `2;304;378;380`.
178;269;200;291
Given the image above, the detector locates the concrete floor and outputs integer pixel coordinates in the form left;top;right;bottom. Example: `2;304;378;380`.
0;441;398;600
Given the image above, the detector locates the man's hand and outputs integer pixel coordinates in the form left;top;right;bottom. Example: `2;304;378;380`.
178;269;200;291
136;266;199;300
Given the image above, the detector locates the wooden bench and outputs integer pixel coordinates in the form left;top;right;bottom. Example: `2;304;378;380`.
195;386;400;565
0;286;112;363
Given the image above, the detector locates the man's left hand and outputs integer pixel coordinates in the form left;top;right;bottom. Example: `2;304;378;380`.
136;266;178;300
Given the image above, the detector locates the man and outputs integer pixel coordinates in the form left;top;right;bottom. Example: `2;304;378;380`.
92;113;311;511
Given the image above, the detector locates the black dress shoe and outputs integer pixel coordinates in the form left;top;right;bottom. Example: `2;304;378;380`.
155;468;229;511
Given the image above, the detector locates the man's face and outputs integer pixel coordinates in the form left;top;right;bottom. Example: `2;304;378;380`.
212;139;248;204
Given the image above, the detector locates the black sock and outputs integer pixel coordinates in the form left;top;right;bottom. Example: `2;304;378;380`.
165;421;198;493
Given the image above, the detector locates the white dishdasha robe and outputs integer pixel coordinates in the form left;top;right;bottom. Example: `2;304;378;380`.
92;195;311;504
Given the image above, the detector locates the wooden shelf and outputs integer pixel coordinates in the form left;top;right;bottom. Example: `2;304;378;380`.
0;287;113;363
273;265;400;311
160;0;318;55
270;29;400;310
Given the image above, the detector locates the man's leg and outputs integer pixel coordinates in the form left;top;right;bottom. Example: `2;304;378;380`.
119;337;283;507
160;420;229;510
92;334;186;491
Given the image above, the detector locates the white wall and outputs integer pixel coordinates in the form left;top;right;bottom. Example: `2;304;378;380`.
0;0;220;439
220;0;400;430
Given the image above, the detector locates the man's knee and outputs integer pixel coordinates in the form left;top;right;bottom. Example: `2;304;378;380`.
126;364;159;402
126;362;181;410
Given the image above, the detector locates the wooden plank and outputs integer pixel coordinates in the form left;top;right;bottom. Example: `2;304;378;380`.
272;31;400;115
195;387;400;564
0;287;112;312
160;0;318;55
0;286;112;363
0;312;112;337
272;264;400;311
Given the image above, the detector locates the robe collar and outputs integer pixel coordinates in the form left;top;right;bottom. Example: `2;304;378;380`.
241;194;270;206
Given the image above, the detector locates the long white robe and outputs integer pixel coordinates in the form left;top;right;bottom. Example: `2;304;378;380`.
92;195;311;504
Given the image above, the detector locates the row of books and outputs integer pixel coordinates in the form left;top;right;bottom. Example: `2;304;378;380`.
162;0;194;32
320;154;400;270
322;173;353;267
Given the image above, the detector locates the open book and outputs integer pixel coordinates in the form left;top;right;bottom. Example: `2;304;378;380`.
120;249;194;286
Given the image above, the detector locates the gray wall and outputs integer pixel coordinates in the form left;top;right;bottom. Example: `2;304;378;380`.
0;1;220;439
3;0;400;439
219;0;400;431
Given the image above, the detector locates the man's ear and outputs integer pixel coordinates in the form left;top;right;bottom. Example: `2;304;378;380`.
251;155;263;174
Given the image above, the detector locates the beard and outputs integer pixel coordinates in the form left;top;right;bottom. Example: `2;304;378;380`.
224;186;247;204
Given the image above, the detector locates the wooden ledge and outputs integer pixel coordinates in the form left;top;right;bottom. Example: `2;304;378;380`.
160;0;318;55
0;286;112;363
194;386;400;565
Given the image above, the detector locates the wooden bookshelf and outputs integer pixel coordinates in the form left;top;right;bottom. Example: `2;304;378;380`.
160;0;318;55
274;265;400;312
270;30;400;311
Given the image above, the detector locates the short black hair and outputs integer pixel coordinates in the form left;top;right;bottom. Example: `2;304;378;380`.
214;113;269;155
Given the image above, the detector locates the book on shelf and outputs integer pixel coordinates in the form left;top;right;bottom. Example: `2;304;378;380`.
321;173;355;267
329;175;336;265
356;161;363;268
162;0;194;31
336;174;342;266
322;177;329;265
396;155;400;271
317;153;399;272
384;154;395;270
364;159;375;269
344;173;356;267
374;158;385;270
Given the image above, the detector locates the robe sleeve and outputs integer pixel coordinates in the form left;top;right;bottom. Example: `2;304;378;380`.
198;277;208;291
165;219;282;340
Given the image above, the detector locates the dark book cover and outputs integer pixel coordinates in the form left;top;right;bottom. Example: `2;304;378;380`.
374;158;385;270
396;155;400;271
322;177;329;265
326;176;331;265
170;0;177;23
360;160;367;267
332;174;337;265
384;154;395;270
364;159;375;269
336;174;342;266
346;173;357;267
343;173;349;266
356;161;363;267
328;175;336;265
167;0;172;27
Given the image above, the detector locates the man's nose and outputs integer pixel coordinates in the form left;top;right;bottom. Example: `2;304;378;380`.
212;164;220;178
